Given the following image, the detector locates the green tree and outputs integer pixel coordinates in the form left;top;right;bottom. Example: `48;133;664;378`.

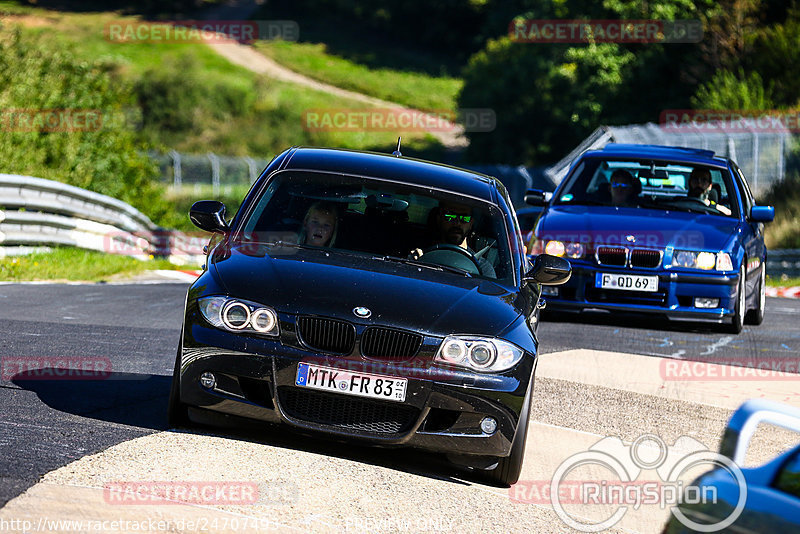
0;25;168;223
691;69;774;110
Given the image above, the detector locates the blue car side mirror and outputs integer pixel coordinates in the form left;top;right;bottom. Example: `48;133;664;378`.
750;205;775;223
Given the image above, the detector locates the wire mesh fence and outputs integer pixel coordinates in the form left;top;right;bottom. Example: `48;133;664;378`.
149;151;272;194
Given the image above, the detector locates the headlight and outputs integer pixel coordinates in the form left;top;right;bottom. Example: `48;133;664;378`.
197;296;280;336
672;251;733;271
544;240;565;256
544;240;584;259
435;336;524;373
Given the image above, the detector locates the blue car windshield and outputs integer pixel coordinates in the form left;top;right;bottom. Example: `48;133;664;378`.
556;158;739;218
239;170;517;283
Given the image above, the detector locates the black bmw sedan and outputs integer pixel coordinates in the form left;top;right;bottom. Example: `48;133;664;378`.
168;146;570;486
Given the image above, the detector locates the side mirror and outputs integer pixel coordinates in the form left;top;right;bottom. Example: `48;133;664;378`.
719;399;800;464
524;189;550;206
524;254;571;286
190;200;230;233
750;205;774;223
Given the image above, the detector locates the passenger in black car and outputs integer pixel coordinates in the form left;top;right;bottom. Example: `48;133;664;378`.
298;201;339;247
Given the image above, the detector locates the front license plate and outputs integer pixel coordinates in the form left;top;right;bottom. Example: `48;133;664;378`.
596;272;659;292
295;363;407;402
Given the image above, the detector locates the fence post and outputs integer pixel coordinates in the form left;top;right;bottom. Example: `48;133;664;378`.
170;150;182;189
245;157;258;184
207;153;220;196
751;129;759;194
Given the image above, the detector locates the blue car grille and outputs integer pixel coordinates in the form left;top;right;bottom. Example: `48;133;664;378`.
296;316;356;354
361;327;422;361
595;247;663;268
630;249;663;269
278;387;419;433
596;246;627;266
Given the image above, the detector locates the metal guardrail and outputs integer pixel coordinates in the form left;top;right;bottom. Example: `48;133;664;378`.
0;174;204;265
767;249;800;280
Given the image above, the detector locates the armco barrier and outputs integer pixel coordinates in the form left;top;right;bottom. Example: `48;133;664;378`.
767;249;800;279
0;174;204;265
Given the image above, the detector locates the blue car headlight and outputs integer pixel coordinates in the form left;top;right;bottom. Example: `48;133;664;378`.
435;336;524;372
544;240;585;259
672;251;733;271
197;296;279;336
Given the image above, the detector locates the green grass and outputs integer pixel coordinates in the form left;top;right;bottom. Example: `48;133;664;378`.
0;247;182;282
253;40;463;113
0;7;444;158
767;275;800;287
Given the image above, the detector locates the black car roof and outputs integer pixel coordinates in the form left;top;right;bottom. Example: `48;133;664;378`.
280;147;498;202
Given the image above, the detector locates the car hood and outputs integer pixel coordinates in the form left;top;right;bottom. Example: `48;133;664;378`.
536;205;738;251
209;244;523;337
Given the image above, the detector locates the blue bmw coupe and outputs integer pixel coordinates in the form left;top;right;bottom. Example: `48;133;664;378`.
526;144;775;333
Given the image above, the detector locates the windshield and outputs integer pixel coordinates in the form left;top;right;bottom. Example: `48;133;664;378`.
238;171;515;283
556;158;738;217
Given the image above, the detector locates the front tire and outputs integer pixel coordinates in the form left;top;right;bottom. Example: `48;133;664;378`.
745;264;766;325
725;265;746;334
485;385;532;486
167;333;190;428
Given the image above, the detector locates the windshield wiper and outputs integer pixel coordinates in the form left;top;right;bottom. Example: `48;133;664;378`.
378;255;472;277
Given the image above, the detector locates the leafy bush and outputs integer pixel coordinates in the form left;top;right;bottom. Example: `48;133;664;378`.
0;25;170;223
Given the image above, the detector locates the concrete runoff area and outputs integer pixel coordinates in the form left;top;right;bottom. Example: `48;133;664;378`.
2;349;798;533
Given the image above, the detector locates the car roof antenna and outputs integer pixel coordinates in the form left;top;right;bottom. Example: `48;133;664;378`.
392;136;402;157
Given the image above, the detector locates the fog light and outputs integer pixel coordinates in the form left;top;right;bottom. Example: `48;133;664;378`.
694;298;719;309
199;372;216;389
542;286;558;296
480;417;497;435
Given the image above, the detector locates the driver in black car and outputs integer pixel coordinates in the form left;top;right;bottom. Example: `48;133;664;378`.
410;200;496;277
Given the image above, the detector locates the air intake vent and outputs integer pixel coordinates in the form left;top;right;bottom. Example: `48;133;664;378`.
296;316;355;354
630;249;663;269
596;246;627;266
278;387;419;434
361;327;422;361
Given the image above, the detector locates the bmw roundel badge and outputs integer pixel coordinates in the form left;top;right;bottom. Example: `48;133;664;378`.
353;307;371;318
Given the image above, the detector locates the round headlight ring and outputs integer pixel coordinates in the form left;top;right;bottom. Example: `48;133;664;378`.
469;342;496;369
222;301;251;330
674;251;696;268
442;339;467;363
251;308;277;333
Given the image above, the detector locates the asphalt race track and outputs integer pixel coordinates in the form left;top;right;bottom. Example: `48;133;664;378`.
1;283;798;532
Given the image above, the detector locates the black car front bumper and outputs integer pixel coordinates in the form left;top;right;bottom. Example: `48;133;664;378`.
178;317;533;459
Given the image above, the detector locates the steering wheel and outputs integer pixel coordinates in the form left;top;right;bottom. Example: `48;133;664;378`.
418;244;482;275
